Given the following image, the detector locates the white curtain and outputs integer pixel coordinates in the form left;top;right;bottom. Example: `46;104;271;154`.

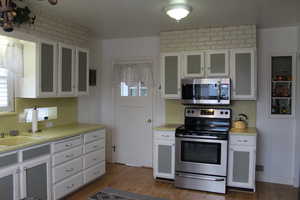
114;62;153;88
3;42;24;77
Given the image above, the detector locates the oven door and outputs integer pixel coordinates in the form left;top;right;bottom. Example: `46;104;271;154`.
175;136;228;176
181;78;230;105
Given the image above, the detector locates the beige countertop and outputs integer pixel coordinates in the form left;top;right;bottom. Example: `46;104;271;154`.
0;123;105;154
154;124;183;131
230;127;257;136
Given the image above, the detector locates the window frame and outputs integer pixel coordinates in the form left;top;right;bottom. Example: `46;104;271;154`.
0;68;14;112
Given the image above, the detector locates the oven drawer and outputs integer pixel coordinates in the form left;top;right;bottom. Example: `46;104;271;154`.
154;131;175;141
230;135;256;146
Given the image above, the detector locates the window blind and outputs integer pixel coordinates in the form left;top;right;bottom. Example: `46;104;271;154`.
0;68;10;110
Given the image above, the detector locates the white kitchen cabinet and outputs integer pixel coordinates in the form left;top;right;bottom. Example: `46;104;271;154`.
58;43;76;97
76;48;89;96
0;166;20;200
182;52;205;77
153;131;175;179
231;48;257;100
161;53;181;99
20;156;52;200
228;134;257;190
206;50;229;77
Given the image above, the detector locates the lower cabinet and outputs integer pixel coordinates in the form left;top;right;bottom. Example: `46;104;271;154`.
228;134;257;190
0;166;19;200
20;156;52;200
153;131;175;179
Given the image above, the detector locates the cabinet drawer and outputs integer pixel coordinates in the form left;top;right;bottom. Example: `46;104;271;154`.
85;140;105;154
23;144;50;161
0;152;18;169
154;131;175;141
53;158;83;183
54;173;83;200
52;146;82;166
84;162;105;184
53;136;82;153
84;149;105;169
230;135;256;146
84;129;105;144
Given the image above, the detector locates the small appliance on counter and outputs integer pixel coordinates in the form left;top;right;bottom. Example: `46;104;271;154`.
233;113;248;129
181;78;231;105
175;107;231;194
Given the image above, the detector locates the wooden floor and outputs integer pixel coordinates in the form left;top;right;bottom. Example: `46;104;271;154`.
66;164;299;200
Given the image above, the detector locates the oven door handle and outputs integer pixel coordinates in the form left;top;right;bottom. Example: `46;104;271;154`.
176;173;225;182
176;134;219;139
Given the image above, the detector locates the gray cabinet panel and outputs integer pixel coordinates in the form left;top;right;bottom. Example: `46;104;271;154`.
0;153;18;168
41;43;54;93
0;174;14;200
78;51;87;92
232;151;250;183
187;55;201;74
61;47;73;92
210;54;225;74
26;163;48;200
23;145;50;161
158;145;172;174
164;56;178;95
235;53;251;95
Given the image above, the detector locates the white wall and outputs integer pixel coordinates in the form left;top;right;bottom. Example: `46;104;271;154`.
78;36;163;164
257;26;298;185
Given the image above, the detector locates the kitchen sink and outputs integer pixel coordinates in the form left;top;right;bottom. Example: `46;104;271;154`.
0;136;42;146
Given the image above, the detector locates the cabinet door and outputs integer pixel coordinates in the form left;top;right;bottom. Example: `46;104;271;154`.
153;140;175;179
76;48;89;96
228;145;256;189
0;167;19;200
161;53;181;99
21;156;51;200
206;50;229;77
58;43;75;96
38;40;57;97
183;52;205;77
231;49;256;100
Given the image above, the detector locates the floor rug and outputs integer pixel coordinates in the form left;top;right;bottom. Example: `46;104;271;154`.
89;188;168;200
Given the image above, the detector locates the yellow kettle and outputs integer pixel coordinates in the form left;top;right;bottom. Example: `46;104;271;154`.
233;114;248;129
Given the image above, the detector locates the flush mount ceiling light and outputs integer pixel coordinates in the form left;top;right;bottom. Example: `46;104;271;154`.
165;4;191;21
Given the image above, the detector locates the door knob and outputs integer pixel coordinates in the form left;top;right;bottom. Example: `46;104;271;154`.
147;119;152;123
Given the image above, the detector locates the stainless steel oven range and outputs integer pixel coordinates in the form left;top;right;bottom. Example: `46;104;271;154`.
175;108;231;194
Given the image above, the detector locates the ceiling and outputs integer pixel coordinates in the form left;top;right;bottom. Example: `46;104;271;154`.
28;0;300;39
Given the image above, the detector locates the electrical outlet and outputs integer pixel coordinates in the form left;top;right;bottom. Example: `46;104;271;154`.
256;165;264;172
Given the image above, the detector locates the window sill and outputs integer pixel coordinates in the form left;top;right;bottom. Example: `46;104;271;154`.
0;112;17;117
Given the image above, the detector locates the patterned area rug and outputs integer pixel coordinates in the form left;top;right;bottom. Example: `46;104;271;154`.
89;188;168;200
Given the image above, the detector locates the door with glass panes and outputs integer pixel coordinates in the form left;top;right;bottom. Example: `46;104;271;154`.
0;167;19;200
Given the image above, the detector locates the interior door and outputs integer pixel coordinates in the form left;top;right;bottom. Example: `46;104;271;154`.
113;71;153;167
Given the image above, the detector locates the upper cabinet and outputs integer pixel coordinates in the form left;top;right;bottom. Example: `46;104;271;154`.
206;50;229;77
183;52;205;77
76;48;89;96
58;43;76;97
161;53;181;99
230;48;257;100
16;39;90;98
38;40;58;97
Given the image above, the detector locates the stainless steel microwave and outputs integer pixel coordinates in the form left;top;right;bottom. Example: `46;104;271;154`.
181;78;231;105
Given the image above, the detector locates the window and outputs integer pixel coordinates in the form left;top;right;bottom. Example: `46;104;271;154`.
0;68;13;112
121;82;148;97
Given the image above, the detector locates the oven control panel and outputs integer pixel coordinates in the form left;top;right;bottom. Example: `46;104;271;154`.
185;108;231;119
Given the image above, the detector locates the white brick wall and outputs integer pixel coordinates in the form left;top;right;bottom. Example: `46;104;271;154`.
15;13;91;47
160;25;256;52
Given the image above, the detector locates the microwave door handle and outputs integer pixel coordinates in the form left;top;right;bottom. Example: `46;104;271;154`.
217;82;221;102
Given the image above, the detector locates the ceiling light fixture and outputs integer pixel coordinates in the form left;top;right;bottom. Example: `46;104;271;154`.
165;4;191;21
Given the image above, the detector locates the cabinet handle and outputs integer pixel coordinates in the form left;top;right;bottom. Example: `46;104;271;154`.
93;158;97;161
67;184;74;189
65;143;73;147
65;168;74;172
65;153;74;158
243;140;248;142
93;145;98;148
93;135;98;138
23;167;27;171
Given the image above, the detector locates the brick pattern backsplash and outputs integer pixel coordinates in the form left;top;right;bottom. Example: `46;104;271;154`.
15;13;91;47
160;25;256;53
